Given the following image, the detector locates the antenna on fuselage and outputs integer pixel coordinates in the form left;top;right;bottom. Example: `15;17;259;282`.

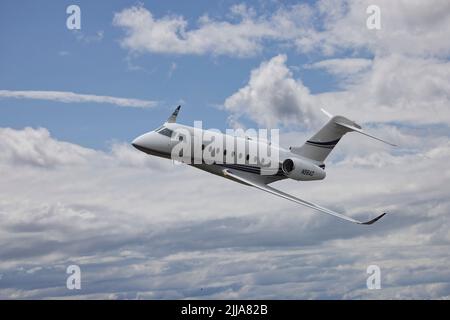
167;105;181;123
320;107;333;119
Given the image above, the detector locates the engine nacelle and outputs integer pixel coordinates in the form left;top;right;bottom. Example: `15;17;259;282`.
281;158;326;181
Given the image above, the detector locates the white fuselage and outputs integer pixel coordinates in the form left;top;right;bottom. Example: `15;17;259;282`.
132;123;326;184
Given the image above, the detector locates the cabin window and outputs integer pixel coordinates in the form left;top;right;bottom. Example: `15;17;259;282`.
246;154;250;161
223;149;227;156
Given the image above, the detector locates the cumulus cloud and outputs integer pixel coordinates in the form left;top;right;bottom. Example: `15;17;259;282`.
0;127;172;171
306;0;450;57
0;126;449;299
224;54;450;128
224;54;317;128
112;3;328;57
0;127;95;168
0;90;157;108
318;54;450;124
113;4;275;57
112;1;450;58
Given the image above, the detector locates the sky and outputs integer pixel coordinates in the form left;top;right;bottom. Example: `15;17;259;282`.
0;0;450;299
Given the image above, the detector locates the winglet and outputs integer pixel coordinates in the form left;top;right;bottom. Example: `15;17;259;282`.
167;105;181;123
360;212;387;225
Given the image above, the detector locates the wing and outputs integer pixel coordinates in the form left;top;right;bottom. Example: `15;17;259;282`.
223;169;386;225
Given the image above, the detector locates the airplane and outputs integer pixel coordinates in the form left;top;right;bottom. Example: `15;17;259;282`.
132;106;395;225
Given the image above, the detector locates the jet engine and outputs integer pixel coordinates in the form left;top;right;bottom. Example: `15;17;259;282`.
281;158;326;181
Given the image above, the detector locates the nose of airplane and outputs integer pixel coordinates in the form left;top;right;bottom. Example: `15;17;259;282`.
131;134;146;151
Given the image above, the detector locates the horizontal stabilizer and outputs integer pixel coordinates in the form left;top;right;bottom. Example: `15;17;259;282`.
334;120;397;147
321;108;397;147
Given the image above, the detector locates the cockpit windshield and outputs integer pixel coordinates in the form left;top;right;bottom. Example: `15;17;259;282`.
155;126;174;137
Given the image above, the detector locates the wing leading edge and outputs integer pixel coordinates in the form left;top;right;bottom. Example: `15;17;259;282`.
223;169;386;225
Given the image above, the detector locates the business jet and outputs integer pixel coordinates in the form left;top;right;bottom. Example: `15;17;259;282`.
132;106;395;225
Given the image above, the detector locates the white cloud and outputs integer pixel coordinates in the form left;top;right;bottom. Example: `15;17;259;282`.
0;127;95;168
318;54;450;124
112;1;450;58
289;0;450;58
112;4;319;57
305;58;372;76
0;127;170;170
224;54;450;128
73;30;104;44
58;51;70;57
168;62;177;78
224;54;317;128
0;90;157;108
113;5;272;57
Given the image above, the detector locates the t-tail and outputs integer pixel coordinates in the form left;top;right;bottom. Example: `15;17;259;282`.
290;109;396;164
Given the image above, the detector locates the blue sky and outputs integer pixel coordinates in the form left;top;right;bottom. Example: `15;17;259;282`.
0;0;341;149
1;1;450;299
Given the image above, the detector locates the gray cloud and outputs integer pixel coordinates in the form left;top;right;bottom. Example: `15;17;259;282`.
1;0;450;300
0;126;449;299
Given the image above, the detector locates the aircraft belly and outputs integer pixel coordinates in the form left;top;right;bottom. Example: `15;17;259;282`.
190;163;286;185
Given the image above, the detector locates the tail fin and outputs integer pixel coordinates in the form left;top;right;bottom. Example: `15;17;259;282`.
290;109;396;163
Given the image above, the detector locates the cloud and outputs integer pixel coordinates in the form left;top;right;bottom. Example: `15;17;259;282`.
305;58;372;76
73;30;104;44
113;4;271;57
2;0;450;300
0;127;95;168
307;0;450;58
112;1;450;58
0;90;157;108
0;127;171;170
318;54;450;124
58;51;70;57
112;3;318;57
0;126;449;299
168;62;177;78
224;54;317;128
223;54;450;128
